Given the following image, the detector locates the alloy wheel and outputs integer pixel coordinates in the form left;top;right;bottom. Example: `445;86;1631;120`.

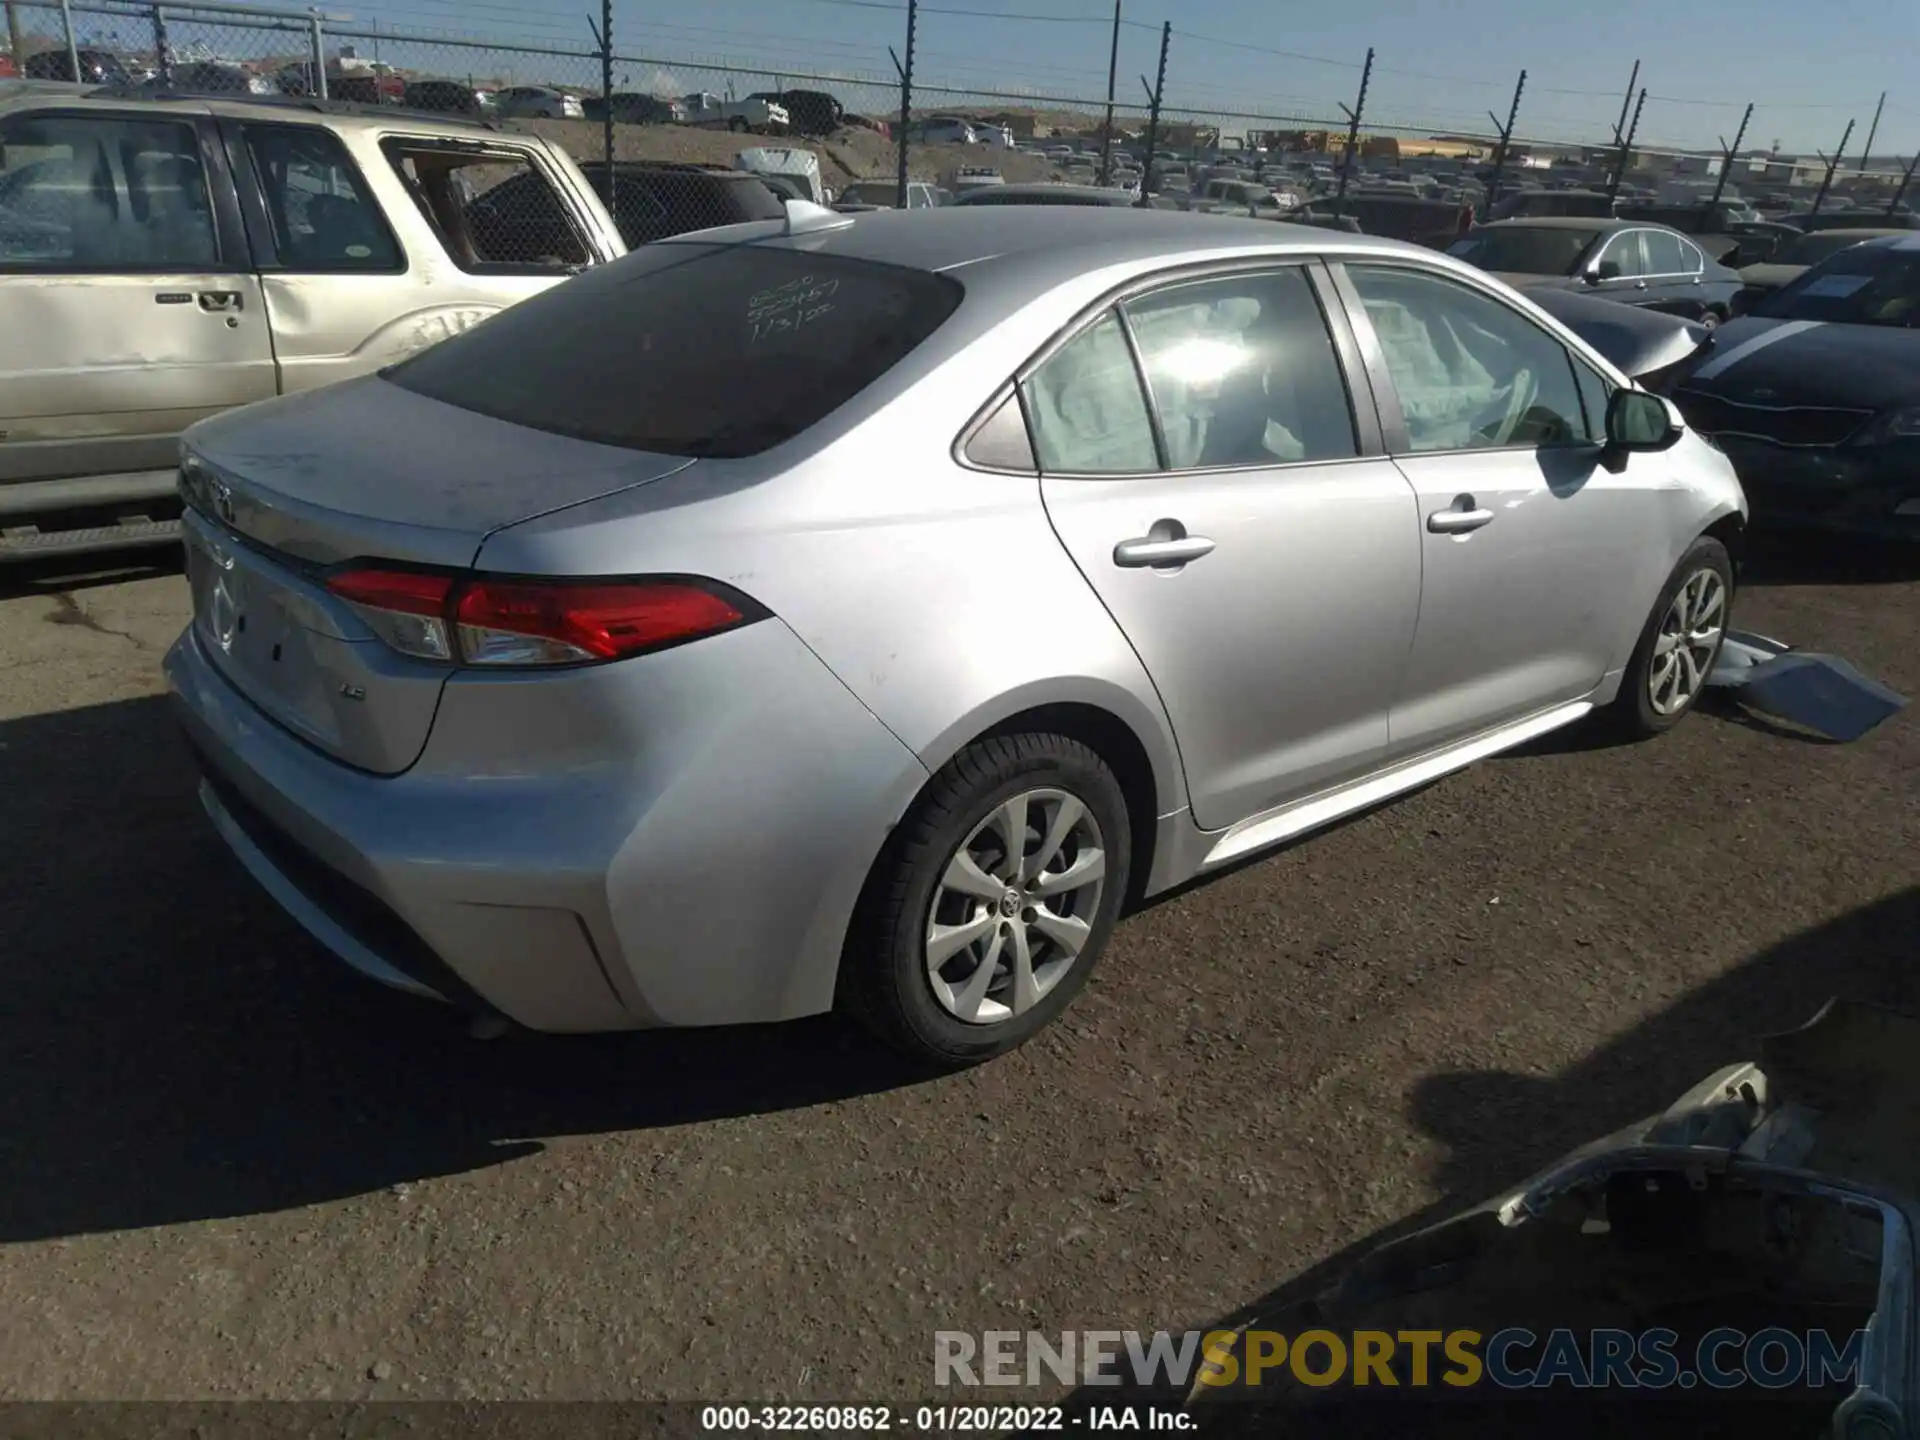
1649;567;1727;715
923;787;1107;1025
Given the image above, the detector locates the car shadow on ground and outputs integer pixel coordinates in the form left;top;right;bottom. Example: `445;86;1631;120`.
0;694;935;1243
1050;885;1920;1422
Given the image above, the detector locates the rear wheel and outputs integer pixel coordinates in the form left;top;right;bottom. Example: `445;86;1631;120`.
842;733;1130;1068
1698;307;1724;330
1608;535;1733;738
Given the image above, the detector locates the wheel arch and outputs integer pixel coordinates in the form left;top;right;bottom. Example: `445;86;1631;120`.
1701;506;1747;577
882;682;1184;915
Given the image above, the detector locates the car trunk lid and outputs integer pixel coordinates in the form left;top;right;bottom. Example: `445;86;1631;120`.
180;376;695;775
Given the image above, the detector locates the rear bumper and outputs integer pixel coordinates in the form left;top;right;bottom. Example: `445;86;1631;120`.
165;616;930;1032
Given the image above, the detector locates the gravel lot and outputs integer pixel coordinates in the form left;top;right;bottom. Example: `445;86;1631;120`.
0;536;1914;1401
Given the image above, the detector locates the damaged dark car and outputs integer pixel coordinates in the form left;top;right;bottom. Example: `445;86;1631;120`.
1666;233;1920;538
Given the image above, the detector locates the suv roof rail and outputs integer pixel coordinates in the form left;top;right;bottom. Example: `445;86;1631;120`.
83;85;515;131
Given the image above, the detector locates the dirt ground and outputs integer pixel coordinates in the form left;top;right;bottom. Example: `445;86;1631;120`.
0;534;1914;1401
517;117;1070;189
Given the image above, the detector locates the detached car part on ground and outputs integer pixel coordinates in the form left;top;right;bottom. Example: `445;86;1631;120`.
1668;234;1920;539
0;84;626;559
167;207;1744;1067
1190;1000;1920;1440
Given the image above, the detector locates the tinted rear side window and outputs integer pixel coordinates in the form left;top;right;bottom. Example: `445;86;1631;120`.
384;243;964;458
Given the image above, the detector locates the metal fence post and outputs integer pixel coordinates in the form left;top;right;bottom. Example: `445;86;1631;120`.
1480;69;1525;222
1136;20;1168;206
1097;0;1120;187
1808;117;1855;220
60;0;81;85
892;0;917;210
309;11;327;99
1706;103;1753;212
4;2;22;81
1330;47;1373;222
1604;88;1646;205
1861;90;1886;178
151;5;172;86
1887;152;1920;216
587;0;614;222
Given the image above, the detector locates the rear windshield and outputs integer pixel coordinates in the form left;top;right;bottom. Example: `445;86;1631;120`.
383;243;963;457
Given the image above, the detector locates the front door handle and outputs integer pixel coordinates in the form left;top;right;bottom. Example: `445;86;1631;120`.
197;290;243;313
1114;519;1215;569
1428;497;1495;534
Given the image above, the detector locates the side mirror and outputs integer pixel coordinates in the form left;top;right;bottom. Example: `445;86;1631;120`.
1606;388;1683;452
1584;259;1622;285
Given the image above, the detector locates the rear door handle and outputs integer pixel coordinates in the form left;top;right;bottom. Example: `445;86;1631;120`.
1428;500;1495;534
1114;521;1215;569
197;290;243;313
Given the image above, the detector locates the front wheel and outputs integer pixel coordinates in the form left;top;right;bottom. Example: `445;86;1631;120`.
1608;535;1733;738
841;733;1131;1068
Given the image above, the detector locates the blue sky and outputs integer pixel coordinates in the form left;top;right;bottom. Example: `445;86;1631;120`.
120;0;1920;155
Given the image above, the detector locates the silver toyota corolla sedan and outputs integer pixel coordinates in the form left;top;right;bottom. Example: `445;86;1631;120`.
165;206;1746;1066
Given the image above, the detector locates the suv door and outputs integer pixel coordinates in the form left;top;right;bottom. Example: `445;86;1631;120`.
225;121;616;395
1332;261;1659;756
0;107;274;498
1030;263;1421;831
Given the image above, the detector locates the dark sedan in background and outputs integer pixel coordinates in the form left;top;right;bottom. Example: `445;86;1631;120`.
1668;234;1920;539
1737;227;1911;302
1449;216;1745;326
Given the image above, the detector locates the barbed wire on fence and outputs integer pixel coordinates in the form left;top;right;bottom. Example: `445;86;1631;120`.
4;0;1914;234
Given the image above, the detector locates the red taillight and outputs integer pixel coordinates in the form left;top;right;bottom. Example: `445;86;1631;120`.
326;568;454;617
324;568;756;667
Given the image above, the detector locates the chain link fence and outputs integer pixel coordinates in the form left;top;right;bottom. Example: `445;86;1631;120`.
3;0;1913;245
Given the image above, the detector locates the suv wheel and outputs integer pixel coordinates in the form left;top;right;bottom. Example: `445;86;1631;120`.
843;734;1130;1068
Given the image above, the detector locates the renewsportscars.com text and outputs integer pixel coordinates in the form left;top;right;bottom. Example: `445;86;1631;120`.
933;1327;1867;1391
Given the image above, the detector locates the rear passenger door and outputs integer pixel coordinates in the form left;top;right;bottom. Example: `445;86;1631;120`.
1031;262;1422;832
223;122;617;395
0;107;274;490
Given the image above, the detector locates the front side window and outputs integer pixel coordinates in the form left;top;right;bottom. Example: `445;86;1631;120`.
0;114;217;269
1123;267;1356;469
1641;229;1687;276
1024;311;1159;474
1597;230;1649;279
384;243;963;458
382;140;587;272
1346;264;1592;454
244;125;400;271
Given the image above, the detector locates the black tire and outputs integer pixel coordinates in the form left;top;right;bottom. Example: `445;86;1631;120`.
1608;535;1733;738
841;733;1131;1068
729;117;748;133
1698;307;1724;330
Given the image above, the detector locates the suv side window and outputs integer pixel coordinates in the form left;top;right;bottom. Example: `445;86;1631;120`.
1122;267;1357;469
0;114;218;269
243;124;401;272
380;140;588;273
1346;264;1593;453
1023;311;1159;474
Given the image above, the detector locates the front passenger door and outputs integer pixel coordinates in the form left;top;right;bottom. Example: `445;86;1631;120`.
1335;262;1658;758
1033;264;1422;831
